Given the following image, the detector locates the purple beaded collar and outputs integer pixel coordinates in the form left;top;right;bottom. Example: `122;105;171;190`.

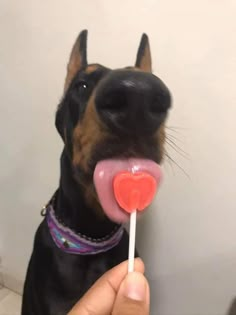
46;205;124;255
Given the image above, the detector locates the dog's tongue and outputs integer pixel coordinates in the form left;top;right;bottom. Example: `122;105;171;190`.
94;159;162;223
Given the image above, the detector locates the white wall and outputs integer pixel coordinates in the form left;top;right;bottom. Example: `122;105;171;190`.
1;0;236;314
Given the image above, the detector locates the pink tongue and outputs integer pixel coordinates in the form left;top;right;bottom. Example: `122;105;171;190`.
93;158;162;223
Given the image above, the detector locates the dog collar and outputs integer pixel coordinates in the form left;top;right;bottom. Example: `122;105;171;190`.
46;205;124;255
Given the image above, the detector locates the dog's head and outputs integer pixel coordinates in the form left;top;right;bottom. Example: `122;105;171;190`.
56;30;171;223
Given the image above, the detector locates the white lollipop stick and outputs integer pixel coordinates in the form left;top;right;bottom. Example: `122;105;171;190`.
128;209;137;273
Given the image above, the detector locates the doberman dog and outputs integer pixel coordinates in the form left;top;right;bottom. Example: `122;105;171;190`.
21;30;171;315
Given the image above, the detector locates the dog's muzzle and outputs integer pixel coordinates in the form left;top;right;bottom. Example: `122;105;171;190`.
95;70;171;136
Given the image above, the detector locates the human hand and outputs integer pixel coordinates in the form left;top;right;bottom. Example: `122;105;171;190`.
68;258;150;315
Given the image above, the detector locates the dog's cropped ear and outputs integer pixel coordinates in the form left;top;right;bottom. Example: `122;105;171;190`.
135;33;152;73
64;30;88;91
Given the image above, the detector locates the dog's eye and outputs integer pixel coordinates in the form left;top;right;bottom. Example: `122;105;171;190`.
77;82;88;92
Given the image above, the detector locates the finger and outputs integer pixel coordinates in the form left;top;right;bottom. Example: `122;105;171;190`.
112;272;150;315
68;258;144;315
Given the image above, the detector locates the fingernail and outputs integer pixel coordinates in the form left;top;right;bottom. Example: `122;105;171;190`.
124;272;147;301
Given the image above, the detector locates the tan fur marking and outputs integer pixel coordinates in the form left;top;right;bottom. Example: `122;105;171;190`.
72;93;108;173
64;40;83;92
85;65;99;74
72;92;110;213
139;43;152;72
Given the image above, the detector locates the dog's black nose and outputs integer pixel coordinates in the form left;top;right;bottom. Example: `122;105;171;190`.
95;70;171;136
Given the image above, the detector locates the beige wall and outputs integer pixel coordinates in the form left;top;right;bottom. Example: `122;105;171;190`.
1;0;236;314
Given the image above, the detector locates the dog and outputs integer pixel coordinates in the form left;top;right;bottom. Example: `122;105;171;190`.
21;30;171;315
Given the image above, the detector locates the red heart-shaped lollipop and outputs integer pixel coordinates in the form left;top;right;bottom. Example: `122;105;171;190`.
113;172;157;213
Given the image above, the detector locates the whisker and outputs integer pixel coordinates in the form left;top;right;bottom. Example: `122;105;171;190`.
165;132;184;144
166;125;189;131
165;127;181;135
163;151;176;175
166;140;189;160
165;137;190;159
164;151;190;179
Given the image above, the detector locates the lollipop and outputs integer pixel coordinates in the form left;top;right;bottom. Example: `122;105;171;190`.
93;158;162;272
113;171;157;272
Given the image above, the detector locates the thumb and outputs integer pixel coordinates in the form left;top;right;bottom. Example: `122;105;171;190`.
68;259;144;315
112;272;150;315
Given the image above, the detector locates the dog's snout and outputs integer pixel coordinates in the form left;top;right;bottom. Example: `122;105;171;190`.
95;70;171;135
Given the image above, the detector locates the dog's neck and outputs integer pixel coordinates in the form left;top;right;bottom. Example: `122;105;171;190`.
54;149;118;238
